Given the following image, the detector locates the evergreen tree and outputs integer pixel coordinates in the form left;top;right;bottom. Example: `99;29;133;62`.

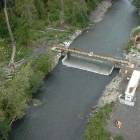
64;0;89;27
46;0;60;24
15;0;35;44
4;63;32;121
34;0;46;19
0;63;32;138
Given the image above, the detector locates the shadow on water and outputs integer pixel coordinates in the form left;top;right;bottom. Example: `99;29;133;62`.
9;0;140;140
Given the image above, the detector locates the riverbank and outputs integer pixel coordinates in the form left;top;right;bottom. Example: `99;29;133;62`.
90;0;112;23
105;26;140;140
125;26;140;64
34;0;113;55
96;26;140;109
83;24;140;139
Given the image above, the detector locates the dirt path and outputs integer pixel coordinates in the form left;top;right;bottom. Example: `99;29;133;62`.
106;94;140;140
105;69;140;140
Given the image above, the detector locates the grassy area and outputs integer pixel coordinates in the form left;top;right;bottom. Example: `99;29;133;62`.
83;102;124;140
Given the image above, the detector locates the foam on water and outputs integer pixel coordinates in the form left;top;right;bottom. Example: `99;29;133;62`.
62;54;114;75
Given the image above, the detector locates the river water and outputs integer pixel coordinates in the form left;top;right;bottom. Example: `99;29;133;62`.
9;0;139;140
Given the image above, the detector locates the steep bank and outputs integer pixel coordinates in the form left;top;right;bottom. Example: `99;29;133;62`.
98;25;140;108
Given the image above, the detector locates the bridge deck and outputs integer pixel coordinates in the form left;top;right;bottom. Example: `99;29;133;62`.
52;46;135;68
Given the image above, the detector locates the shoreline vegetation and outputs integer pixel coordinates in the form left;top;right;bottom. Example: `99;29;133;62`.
83;102;124;140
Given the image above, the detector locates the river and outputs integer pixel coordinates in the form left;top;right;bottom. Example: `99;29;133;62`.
9;0;139;140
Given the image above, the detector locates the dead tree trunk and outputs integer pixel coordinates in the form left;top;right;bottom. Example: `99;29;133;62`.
4;0;16;68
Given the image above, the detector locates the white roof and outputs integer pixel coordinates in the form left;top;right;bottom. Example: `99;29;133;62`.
125;70;140;96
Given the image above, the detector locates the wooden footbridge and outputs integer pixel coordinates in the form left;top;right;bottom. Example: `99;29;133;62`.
52;46;135;68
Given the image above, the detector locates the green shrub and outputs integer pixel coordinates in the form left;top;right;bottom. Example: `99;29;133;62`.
138;49;140;52
64;0;89;28
31;52;52;74
83;102;115;140
124;39;133;52
15;45;33;61
0;120;11;138
86;0;102;13
0;13;8;38
0;46;8;62
34;0;46;19
10;14;18;33
28;50;56;95
132;28;140;37
27;71;44;95
83;102;124;140
132;0;140;10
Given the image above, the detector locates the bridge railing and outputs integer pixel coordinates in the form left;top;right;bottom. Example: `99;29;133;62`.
52;46;135;68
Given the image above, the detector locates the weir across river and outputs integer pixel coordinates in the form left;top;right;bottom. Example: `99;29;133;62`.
52;46;135;70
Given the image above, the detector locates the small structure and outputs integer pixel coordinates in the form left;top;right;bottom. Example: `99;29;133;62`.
125;70;140;102
88;52;93;56
119;70;140;106
52;46;135;68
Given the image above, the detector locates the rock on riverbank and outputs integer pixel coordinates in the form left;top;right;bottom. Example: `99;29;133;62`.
90;0;112;23
97;75;121;108
125;48;140;65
